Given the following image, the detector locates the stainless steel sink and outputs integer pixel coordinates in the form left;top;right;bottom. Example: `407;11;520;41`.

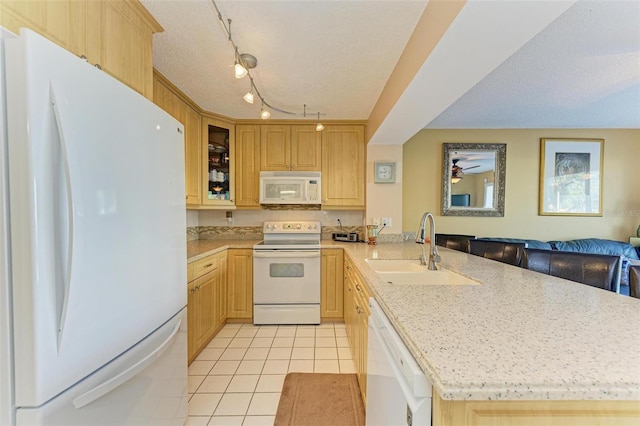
365;259;481;286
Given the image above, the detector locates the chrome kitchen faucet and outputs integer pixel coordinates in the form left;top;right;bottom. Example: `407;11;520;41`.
415;212;440;270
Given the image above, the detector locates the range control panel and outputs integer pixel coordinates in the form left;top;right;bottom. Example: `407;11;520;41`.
263;221;321;234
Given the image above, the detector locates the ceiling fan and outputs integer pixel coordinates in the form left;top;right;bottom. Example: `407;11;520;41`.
451;159;480;182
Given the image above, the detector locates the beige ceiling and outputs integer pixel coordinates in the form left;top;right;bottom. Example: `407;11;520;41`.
142;0;640;144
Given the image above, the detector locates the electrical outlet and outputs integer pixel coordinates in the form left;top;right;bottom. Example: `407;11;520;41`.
382;217;392;227
373;218;380;226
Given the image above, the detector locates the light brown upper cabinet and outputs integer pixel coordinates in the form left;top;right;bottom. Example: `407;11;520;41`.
153;72;202;206
1;0;162;99
235;125;262;208
260;125;321;171
321;125;366;209
201;116;235;208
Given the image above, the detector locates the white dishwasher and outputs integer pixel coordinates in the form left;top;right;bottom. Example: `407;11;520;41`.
367;298;432;426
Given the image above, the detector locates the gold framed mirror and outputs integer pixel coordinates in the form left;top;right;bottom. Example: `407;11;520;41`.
441;143;506;217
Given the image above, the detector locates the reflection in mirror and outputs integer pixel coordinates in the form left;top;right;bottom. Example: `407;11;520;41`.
442;143;506;217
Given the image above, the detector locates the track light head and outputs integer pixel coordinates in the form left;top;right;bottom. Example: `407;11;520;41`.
234;62;247;79
315;112;324;131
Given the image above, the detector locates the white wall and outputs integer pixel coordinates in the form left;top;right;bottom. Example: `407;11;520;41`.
366;145;403;234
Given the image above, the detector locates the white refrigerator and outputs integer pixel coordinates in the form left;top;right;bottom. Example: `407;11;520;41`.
0;28;188;425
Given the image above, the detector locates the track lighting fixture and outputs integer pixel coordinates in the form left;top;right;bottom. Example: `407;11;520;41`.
234;61;247;79
315;112;324;132
211;0;326;122
243;87;254;104
260;102;271;119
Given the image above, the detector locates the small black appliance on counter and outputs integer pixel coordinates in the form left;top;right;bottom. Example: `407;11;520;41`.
332;232;359;242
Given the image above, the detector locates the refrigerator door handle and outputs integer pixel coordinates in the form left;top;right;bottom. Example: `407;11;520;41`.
72;318;182;409
50;83;75;354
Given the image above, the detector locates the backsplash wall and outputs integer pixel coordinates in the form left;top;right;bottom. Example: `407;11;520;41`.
198;209;365;227
186;209;405;242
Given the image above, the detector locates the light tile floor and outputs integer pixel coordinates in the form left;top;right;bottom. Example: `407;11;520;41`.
186;322;355;426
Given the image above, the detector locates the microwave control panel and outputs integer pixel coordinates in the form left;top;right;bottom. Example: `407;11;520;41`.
308;181;319;201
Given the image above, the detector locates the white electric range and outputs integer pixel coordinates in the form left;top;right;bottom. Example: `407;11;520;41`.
253;221;321;325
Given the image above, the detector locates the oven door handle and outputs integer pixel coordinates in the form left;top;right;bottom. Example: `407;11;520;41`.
253;251;320;259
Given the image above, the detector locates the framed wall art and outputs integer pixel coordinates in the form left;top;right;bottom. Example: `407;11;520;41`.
539;138;604;216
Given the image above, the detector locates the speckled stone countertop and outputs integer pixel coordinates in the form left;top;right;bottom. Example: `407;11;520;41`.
340;242;640;401
187;239;260;262
186;239;640;401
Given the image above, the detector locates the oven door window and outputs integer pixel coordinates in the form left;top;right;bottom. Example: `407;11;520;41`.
270;263;304;278
253;253;321;303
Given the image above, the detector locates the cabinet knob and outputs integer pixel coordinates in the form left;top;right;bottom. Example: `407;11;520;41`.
95;63;102;70
356;284;362;292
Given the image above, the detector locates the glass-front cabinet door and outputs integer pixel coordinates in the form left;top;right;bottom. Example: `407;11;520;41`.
202;116;235;207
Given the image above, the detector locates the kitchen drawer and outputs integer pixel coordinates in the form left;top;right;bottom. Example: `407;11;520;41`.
189;254;219;282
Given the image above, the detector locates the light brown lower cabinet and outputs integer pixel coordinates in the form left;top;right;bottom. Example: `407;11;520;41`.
321;248;344;321
227;249;253;320
432;394;640;426
187;251;227;364
343;253;370;404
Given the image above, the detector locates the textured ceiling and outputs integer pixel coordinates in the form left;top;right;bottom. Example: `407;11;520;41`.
427;0;640;129
141;0;427;120
142;0;640;140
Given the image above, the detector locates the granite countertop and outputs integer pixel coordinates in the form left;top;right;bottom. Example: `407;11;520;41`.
186;239;640;401
339;242;640;402
187;239;261;262
186;238;348;261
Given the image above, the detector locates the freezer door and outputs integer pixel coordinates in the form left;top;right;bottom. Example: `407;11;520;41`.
5;29;186;407
16;308;187;426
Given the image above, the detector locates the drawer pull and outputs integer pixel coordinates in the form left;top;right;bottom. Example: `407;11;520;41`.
356;284;362;292
204;263;213;268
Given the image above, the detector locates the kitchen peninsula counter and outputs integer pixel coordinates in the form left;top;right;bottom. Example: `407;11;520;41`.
337;241;640;402
185;239;640;402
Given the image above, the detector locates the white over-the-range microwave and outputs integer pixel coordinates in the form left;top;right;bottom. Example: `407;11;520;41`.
259;171;321;204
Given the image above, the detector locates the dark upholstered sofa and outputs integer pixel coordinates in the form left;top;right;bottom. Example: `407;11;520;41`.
476;237;640;290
